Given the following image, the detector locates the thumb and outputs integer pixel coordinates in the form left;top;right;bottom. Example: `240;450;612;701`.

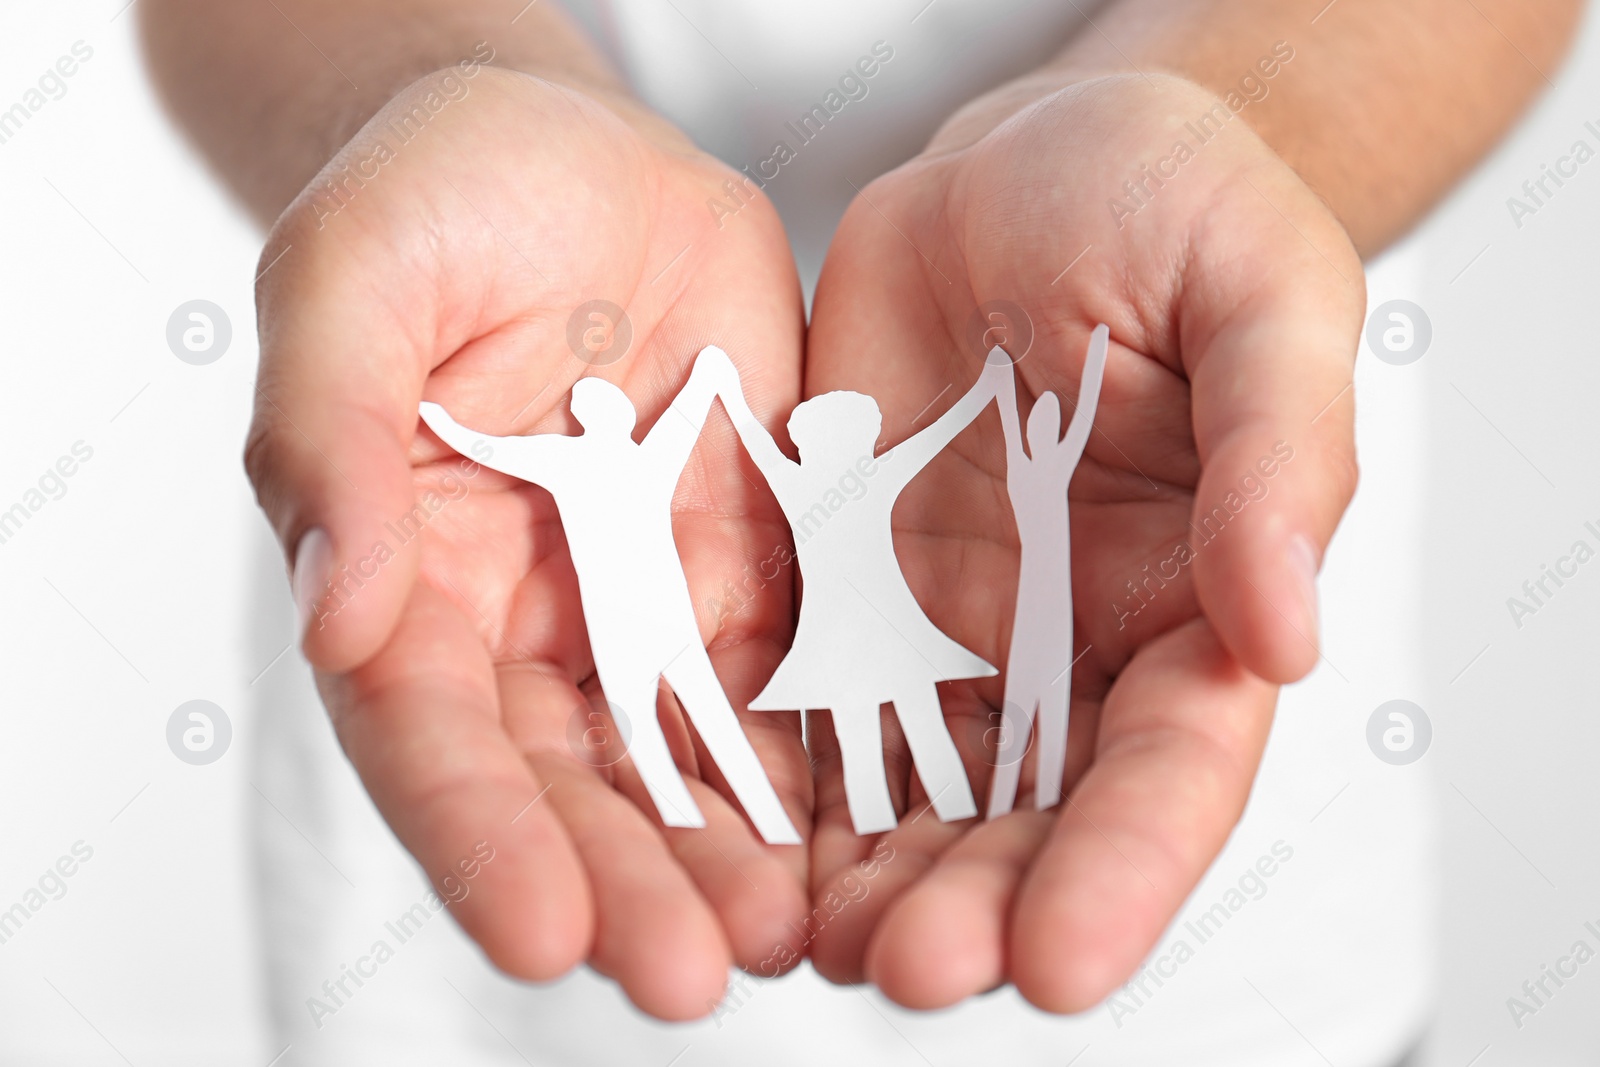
247;219;431;673
1186;280;1363;684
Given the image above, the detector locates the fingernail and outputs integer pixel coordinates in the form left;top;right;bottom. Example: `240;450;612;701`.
291;527;332;642
1289;534;1321;643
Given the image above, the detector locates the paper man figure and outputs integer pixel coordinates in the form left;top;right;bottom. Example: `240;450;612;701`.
418;354;800;845
986;324;1109;817
708;347;1007;834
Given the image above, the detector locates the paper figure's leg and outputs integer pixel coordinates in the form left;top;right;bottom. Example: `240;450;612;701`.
828;704;898;835
985;693;1037;819
611;678;704;829
662;657;800;845
892;688;978;823
1034;670;1072;811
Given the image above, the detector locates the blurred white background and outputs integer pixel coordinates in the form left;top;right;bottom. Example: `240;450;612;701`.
0;1;1596;1064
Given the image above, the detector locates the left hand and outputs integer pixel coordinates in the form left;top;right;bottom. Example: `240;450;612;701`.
246;68;813;1020
800;73;1364;1012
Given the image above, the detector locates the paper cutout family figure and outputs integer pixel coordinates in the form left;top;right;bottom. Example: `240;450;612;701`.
419;324;1109;841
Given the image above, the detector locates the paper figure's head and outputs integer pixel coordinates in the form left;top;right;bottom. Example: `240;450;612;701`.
569;378;638;437
788;391;881;464
1027;393;1061;455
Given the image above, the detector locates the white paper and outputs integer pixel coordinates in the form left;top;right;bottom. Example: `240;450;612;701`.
418;358;801;845
419;328;1108;839
986;324;1109;816
705;349;1005;834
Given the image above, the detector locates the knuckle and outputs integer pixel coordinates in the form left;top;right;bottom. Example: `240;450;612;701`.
1327;442;1360;510
240;413;284;513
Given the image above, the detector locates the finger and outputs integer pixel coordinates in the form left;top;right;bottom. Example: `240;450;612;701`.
533;759;736;1020
670;640;813;870
320;579;591;982
662;643;813;972
807;707;915;894
1009;619;1275;1013
250;216;441;673
681;705;811;886
1183;178;1365;683
807;694;1007;985
498;667;734;1022
807;801;966;985
665;777;809;976
864;810;1054;1009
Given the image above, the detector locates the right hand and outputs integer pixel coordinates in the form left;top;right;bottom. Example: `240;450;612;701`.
247;66;810;1020
800;73;1363;1012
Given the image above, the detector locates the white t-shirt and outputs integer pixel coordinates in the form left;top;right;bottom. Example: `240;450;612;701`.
251;3;1434;1063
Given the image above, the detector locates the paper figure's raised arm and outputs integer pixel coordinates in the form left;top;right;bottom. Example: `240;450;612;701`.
881;359;1007;486
642;348;727;473
993;353;1027;469
419;402;563;483
1057;324;1109;470
697;347;798;492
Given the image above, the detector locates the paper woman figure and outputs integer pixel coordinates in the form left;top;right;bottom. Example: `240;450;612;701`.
418;352;800;845
707;348;1007;834
986;324;1109;817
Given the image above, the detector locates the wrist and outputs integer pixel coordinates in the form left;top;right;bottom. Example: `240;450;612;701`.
568;83;697;155
412;55;692;156
921;68;1213;158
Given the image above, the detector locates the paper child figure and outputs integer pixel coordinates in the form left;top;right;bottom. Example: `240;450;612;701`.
707;348;1007;834
418;354;800;845
986;324;1109;817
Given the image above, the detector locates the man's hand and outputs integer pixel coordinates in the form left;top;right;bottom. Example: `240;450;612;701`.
247;66;811;1020
794;0;1580;1015
801;73;1364;1012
